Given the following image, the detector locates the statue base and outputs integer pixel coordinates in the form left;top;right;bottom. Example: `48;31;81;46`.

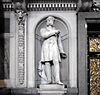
38;84;67;95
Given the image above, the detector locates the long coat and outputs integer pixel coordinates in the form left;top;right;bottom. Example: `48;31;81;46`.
38;27;65;84
40;27;64;63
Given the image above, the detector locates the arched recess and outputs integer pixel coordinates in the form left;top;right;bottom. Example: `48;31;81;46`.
35;16;70;87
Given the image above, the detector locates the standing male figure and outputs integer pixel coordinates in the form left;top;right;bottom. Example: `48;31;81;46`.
39;16;67;85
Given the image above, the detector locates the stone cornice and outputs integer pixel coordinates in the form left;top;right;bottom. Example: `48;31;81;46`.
1;2;13;11
2;1;99;12
27;3;76;11
1;2;77;11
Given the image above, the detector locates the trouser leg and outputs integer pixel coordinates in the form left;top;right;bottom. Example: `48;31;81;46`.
45;62;51;83
53;60;60;82
53;60;63;84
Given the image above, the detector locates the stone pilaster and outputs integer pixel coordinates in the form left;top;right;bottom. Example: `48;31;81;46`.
15;6;27;87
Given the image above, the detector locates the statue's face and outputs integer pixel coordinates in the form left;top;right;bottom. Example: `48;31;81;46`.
46;16;54;26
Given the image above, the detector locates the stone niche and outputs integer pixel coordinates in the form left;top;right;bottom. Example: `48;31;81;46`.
28;11;77;88
35;15;69;86
9;10;77;94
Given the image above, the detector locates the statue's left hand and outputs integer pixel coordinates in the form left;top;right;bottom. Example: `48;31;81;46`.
60;53;67;59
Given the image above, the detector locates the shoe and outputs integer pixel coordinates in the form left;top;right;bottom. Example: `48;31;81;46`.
48;82;52;84
56;81;63;85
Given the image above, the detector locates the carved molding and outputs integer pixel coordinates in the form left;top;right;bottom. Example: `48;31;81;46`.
2;1;100;12
2;2;13;11
15;10;27;25
2;2;77;11
92;0;100;11
15;5;27;86
27;3;76;11
17;24;25;85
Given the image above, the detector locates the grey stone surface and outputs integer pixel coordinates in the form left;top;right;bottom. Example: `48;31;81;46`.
11;88;37;94
38;84;67;94
40;93;63;95
39;84;65;90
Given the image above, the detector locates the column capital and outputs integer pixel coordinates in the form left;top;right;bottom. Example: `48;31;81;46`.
13;1;27;25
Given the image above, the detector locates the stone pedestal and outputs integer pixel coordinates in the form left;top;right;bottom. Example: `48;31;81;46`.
38;84;67;95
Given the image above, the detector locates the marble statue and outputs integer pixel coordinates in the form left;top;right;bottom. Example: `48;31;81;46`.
38;16;67;85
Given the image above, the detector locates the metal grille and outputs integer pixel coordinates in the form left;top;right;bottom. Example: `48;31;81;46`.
88;22;100;95
90;58;100;95
89;37;100;52
87;20;100;95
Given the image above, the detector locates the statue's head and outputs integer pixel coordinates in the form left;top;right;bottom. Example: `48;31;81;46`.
46;16;55;26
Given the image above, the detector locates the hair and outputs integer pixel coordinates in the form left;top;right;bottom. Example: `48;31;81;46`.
46;16;55;21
